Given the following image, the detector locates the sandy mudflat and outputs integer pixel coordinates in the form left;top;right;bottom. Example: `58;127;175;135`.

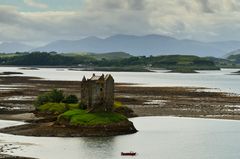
0;76;240;120
0;154;35;159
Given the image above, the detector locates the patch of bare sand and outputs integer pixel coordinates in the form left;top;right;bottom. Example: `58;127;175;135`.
0;113;39;121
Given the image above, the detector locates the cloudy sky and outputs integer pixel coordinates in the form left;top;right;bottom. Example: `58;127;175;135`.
1;0;240;46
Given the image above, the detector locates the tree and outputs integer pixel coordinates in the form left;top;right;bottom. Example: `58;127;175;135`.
35;89;65;107
63;95;79;104
35;93;50;107
48;89;65;103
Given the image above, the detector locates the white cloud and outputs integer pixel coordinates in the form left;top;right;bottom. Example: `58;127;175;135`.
1;0;240;44
23;0;48;9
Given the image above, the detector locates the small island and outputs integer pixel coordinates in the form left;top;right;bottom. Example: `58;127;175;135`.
0;74;137;137
0;71;23;76
232;70;240;75
167;68;198;73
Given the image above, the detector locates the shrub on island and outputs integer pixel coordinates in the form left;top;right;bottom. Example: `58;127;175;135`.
35;89;79;107
63;95;79;104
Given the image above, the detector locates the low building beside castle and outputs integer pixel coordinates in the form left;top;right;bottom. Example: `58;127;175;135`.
81;74;114;112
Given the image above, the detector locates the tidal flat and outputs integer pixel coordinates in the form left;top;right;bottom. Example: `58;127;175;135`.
0;76;240;121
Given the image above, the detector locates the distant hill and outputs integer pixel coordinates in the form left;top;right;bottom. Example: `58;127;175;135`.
0;52;219;71
224;49;240;58
0;51;133;66
222;49;240;64
63;52;132;60
227;54;240;64
89;52;132;60
205;56;236;68
32;34;240;57
0;42;33;53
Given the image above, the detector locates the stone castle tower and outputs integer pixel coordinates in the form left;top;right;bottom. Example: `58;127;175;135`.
81;74;114;112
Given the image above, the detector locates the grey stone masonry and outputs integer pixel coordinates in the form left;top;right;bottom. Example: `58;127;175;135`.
81;74;114;112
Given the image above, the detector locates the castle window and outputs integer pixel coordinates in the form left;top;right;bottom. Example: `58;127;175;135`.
100;88;103;92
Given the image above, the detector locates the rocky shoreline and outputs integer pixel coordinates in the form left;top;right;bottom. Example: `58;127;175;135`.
0;120;137;137
0;144;36;159
0;154;35;159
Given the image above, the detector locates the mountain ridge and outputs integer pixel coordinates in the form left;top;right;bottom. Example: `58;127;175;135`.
3;34;240;57
32;34;240;57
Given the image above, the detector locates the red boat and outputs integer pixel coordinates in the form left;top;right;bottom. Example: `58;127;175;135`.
121;151;137;156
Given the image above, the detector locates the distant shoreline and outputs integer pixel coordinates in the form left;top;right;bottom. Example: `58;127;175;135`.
0;65;224;73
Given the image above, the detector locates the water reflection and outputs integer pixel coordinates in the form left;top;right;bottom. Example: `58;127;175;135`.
2;116;240;159
81;137;116;159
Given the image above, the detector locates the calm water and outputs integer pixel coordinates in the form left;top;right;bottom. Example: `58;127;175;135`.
1;117;240;159
0;67;240;94
1;67;240;159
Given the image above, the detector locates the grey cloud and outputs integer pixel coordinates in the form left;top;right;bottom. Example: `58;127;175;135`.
0;6;20;24
85;0;146;10
1;0;240;44
126;0;146;10
197;0;215;13
197;0;240;13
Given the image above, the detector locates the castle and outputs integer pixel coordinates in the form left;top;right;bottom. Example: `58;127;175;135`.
81;74;114;112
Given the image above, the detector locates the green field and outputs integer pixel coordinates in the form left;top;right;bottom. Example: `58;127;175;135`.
58;109;127;126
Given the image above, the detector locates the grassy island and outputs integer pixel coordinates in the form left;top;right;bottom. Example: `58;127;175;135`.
58;109;127;126
38;103;79;114
0;89;137;137
35;89;130;126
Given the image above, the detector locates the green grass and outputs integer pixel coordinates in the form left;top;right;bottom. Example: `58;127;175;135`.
114;101;122;108
39;103;79;114
67;103;80;109
58;109;127;126
63;52;132;60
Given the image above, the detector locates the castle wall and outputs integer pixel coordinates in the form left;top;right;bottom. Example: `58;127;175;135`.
81;81;89;107
104;77;114;111
81;74;114;112
90;82;103;108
